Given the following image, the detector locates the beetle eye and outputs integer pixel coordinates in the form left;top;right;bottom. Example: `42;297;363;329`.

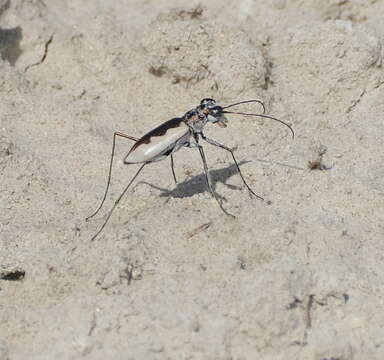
211;106;222;115
200;98;216;106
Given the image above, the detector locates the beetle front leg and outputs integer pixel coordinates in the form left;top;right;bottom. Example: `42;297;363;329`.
193;137;235;218
200;133;264;201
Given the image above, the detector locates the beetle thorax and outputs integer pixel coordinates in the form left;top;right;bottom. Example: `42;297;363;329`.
184;110;207;133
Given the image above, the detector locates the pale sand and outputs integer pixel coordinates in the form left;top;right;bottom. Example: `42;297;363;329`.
1;1;384;359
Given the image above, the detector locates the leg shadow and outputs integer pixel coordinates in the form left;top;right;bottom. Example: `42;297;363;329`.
139;161;252;200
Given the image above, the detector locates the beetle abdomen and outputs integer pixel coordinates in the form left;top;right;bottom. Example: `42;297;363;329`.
124;117;189;164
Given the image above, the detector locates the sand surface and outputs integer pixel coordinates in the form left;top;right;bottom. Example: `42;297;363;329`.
1;0;384;359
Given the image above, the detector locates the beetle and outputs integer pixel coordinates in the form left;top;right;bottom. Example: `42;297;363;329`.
86;98;294;240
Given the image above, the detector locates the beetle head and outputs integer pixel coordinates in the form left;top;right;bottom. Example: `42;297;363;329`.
198;99;228;128
200;98;216;107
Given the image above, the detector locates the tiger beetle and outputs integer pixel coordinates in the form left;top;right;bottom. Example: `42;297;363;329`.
86;98;294;240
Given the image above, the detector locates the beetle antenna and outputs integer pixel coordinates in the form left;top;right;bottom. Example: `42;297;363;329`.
222;111;294;139
222;100;266;114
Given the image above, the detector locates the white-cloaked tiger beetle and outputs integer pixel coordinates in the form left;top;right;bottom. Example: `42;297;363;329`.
87;98;294;240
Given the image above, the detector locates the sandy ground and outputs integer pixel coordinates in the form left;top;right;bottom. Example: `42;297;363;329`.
1;0;384;359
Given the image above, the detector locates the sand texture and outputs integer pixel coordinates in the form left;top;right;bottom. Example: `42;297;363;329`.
1;0;384;359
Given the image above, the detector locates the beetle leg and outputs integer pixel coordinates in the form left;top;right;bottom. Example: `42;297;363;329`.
86;131;139;221
91;163;146;241
196;140;235;218
200;133;264;201
170;154;177;184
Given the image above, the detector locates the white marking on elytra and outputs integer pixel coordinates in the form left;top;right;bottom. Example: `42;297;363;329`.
125;121;189;164
86;98;295;240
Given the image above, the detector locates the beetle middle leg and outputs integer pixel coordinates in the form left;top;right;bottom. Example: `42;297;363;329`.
170;154;177;184
200;133;264;201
